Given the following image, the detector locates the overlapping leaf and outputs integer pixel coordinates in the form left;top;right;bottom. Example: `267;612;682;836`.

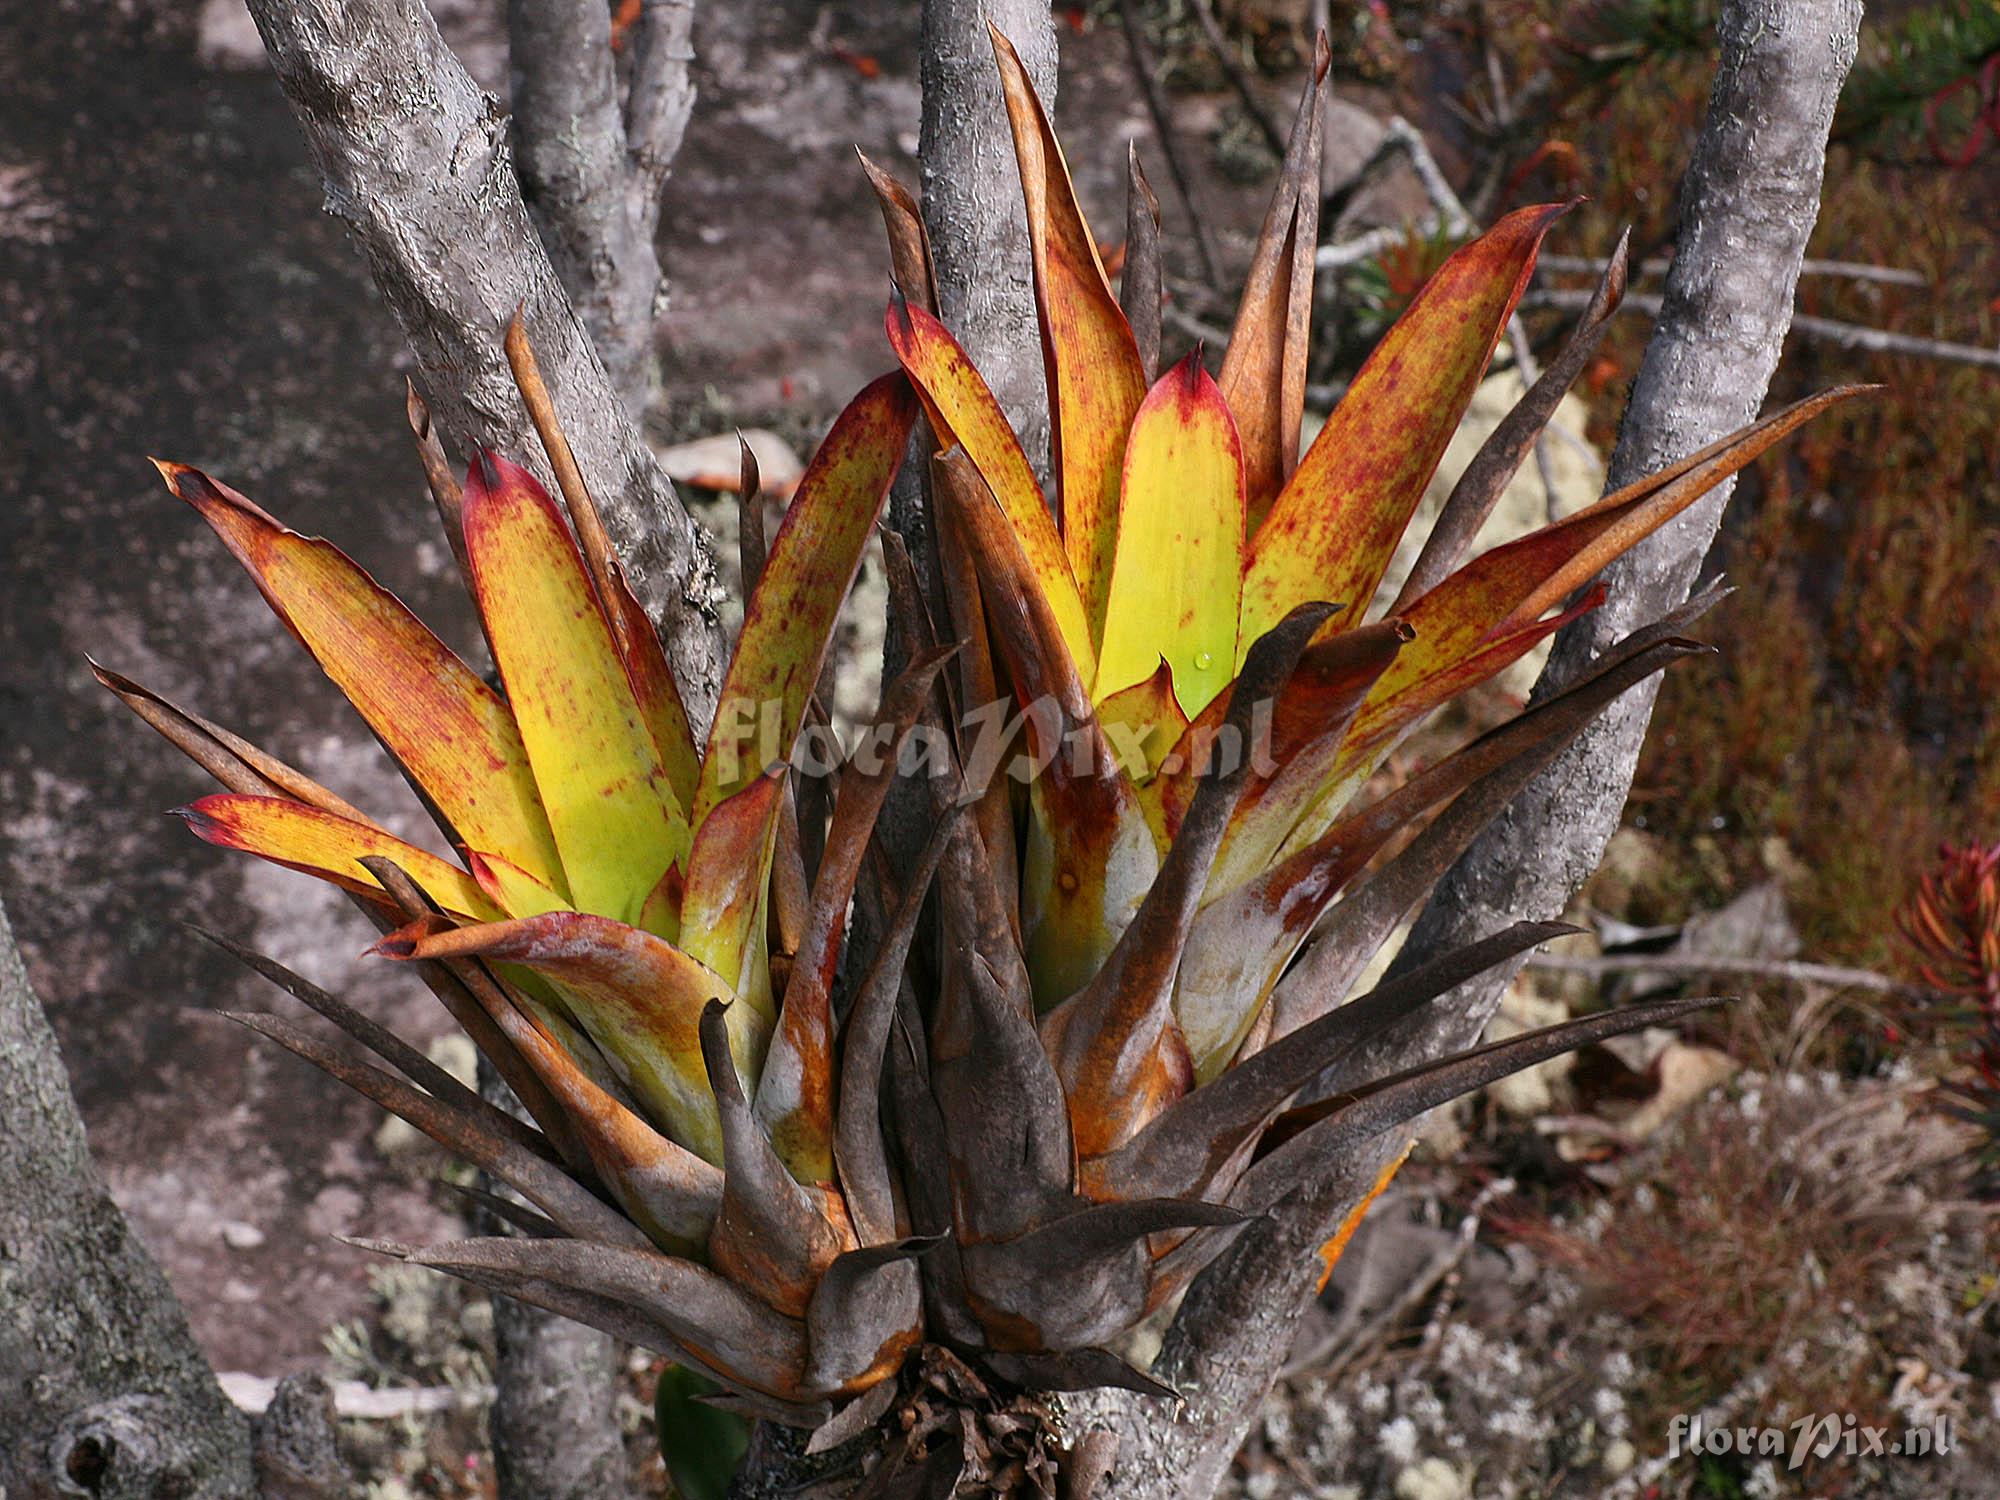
1237;203;1569;649
461;453;685;928
160;461;567;891
990;23;1148;637
1094;354;1246;719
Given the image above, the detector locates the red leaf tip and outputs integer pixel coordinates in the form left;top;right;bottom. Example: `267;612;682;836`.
1178;345;1207;394
887;281;914;338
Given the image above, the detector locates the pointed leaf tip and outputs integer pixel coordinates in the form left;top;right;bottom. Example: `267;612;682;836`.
1241;201;1571;643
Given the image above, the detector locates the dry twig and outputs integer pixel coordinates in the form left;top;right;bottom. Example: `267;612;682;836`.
1524;286;2000;372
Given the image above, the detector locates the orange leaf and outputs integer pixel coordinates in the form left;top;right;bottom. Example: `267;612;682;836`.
991;23;1148;637
160;462;566;895
1317;1142;1411;1291
1218;37;1328;522
606;563;701;812
179;793;498;919
1237;204;1569;649
381;913;766;1167
680;769;788;1021
941;453;1158;1007
885;296;1097;680
1325;385;1867;828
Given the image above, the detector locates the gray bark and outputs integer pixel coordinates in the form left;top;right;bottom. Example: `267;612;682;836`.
478;1057;631;1500
251;1375;349;1500
0;895;258;1500
489;1297;629;1500
241;0;725;726
917;0;1057;477
1371;0;1863;1073
1064;3;1864;1494
508;0;695;413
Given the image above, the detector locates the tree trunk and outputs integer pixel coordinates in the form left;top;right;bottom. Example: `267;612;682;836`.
241;0;725;725
1062;3;1864;1494
0;895;258;1500
508;0;696;415
477;1057;632;1500
1369;0;1864;1074
916;0;1057;477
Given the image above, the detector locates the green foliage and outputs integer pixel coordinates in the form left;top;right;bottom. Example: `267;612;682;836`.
654;1367;750;1500
1838;1;2000;152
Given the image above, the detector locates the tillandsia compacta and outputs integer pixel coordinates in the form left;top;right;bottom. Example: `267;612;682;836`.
101;24;1859;1487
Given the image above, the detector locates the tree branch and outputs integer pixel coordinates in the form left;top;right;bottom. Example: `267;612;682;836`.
507;0;669;412
473;1054;632;1500
242;0;726;726
1064;4;1864;1494
1525;284;2000;372
625;0;699;225
1378;0;1864;1058
0;895;258;1500
917;0;1058;476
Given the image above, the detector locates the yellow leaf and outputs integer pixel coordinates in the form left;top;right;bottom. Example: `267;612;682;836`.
1095;354;1245;719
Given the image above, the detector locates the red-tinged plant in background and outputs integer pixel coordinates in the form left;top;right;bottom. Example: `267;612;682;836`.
1897;840;2000;1183
99;27;1854;1487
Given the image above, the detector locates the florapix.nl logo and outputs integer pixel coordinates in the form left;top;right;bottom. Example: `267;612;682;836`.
1666;1412;1954;1472
707;689;1283;795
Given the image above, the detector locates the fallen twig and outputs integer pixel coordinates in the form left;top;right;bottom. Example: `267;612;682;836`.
219;1371;493;1419
1525;950;1938;997
1538;252;1927;288
1522;286;2000;371
1187;0;1289;160
1117;0;1223;286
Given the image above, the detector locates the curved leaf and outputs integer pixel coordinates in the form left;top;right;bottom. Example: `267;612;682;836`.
159;461;566;892
1218;36;1328;521
681;769;788;1021
462;453;686;928
1237;203;1569;649
379;913;765;1167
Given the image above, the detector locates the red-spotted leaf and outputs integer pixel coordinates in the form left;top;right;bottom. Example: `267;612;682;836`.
1237;203;1569;649
461;454;687;930
1306;385;1868;849
159;461;566;894
178;793;498;919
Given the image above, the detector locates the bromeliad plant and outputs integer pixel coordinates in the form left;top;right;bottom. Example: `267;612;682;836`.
103;26;1853;1468
1898;840;2000;1185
